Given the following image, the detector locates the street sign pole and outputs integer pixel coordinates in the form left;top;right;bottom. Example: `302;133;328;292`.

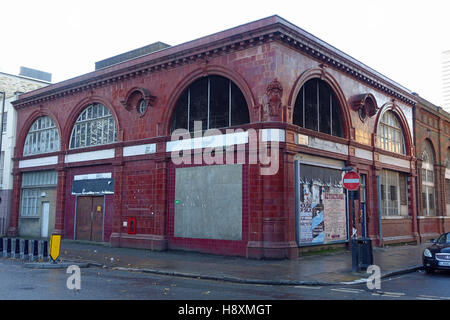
342;169;360;273
351;190;358;273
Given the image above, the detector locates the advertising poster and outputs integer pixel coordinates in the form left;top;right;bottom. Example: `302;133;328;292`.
299;202;325;244
311;203;324;243
324;193;347;242
296;162;348;246
299;202;312;244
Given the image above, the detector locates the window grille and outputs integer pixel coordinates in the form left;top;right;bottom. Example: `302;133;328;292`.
170;75;249;133
69;103;116;149
293;78;344;137
375;111;406;154
421;141;436;216
380;170;408;216
23;116;60;156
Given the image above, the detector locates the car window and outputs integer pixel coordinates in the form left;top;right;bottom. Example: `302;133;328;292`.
438;233;450;244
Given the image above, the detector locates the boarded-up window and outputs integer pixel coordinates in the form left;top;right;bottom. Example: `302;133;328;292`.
174;164;242;241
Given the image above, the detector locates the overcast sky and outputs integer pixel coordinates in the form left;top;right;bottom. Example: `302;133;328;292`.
1;0;449;106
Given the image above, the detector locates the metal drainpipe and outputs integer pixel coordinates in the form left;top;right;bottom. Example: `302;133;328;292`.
377;175;383;247
0;92;5;181
437;109;445;234
412;103;421;242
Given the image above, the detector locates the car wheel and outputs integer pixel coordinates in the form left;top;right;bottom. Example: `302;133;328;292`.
425;267;434;274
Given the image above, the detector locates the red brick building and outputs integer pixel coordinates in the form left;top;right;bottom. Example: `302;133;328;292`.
414;96;450;241
9;16;423;259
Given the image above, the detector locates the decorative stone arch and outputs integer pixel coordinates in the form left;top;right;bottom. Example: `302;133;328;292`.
63;95;121;149
17;107;62;158
287;67;353;139
120;87;156;117
419;138;437;164
162;64;256;136
374;103;414;156
445;147;450;169
349;93;379;122
420;138;438;217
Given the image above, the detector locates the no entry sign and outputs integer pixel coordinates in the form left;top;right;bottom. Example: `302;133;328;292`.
343;171;360;191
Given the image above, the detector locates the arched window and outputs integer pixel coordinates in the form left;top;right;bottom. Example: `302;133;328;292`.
446;149;450;215
293;78;344;137
23;116;60;156
376;111;406;154
170;75;249;133
421;140;436;216
69;103;116;149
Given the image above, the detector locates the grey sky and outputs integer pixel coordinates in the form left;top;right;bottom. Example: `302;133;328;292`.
1;0;448;106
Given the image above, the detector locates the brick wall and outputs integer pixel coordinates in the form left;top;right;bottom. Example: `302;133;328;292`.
10;17;425;258
415;102;450;239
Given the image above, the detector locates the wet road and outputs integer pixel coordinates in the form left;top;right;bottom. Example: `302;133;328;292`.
0;259;449;300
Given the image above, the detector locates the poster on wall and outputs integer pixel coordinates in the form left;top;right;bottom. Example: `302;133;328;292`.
298;183;325;244
298;192;347;246
299;202;312;244
324;193;347;242
299;202;325;244
295;161;348;246
311;203;324;243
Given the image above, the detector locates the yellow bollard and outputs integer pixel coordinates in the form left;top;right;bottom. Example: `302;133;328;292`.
49;234;62;263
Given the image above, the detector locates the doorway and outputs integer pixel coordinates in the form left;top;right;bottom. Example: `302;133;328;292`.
76;196;104;242
41;202;50;238
360;174;367;238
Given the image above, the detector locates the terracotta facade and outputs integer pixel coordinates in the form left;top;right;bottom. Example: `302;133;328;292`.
10;15;444;259
414;96;450;242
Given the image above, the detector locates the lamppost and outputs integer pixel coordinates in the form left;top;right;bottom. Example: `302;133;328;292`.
0;91;5;157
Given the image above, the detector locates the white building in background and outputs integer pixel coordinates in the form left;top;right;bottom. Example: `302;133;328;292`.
443;50;450;111
0;67;51;235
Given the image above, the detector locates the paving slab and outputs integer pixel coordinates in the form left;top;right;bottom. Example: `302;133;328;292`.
56;240;428;285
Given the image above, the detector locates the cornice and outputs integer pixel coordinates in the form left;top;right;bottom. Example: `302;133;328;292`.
13;26;278;109
13;17;417;109
274;23;416;106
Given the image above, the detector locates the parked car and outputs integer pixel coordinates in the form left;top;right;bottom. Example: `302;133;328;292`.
423;232;450;273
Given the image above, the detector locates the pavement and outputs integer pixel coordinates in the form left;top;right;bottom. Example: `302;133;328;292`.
44;240;431;286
